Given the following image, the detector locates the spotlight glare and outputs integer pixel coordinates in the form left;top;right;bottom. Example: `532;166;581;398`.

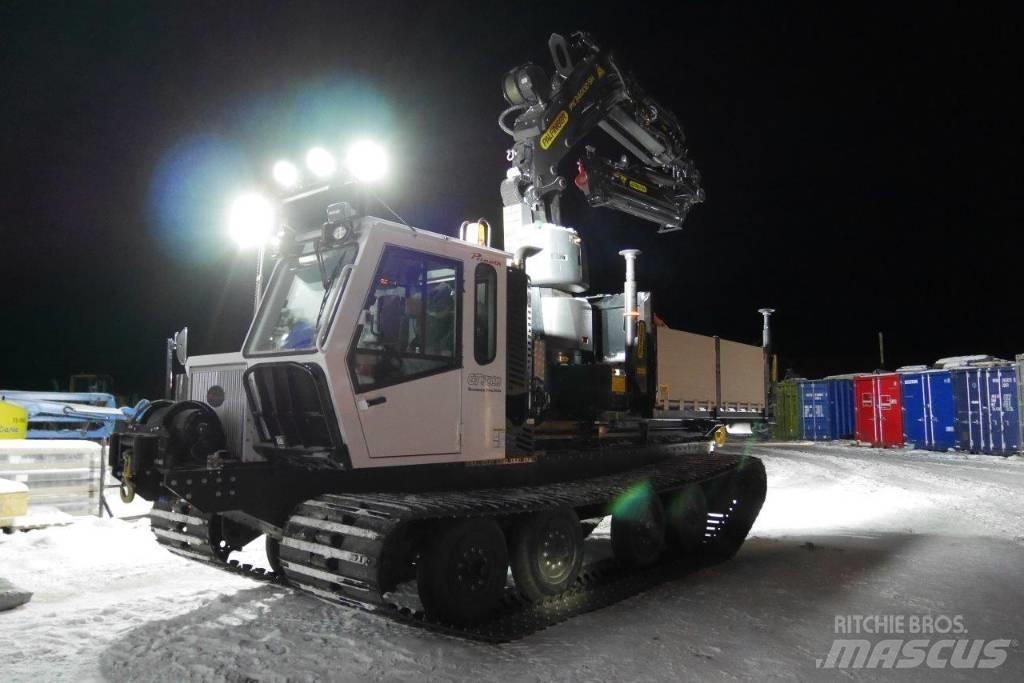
305;147;337;178
228;192;275;248
345;139;388;182
272;160;299;188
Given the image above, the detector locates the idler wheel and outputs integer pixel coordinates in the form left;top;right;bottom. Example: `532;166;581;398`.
416;518;509;625
611;482;666;568
510;507;584;601
703;461;767;560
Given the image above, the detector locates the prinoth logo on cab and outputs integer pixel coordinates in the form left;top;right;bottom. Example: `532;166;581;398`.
540;110;569;150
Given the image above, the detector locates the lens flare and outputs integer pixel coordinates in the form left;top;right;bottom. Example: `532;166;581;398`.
305;146;337;178
228;192;275;248
272;159;299;188
345;139;388;182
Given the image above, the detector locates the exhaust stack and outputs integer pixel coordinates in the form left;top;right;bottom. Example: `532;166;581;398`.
619;249;641;350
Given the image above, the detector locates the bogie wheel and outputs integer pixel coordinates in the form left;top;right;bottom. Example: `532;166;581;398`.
510;507;584;601
416;517;509;625
664;484;709;557
611;483;666;568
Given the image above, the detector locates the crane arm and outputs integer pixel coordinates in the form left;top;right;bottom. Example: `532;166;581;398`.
499;32;704;232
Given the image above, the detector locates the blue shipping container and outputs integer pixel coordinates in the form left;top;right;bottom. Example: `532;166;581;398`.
799;379;855;440
951;366;1021;455
900;370;956;451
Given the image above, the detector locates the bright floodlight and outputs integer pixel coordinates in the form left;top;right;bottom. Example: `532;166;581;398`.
272;159;299;188
345;139;388;182
228;192;275;248
305;146;337;178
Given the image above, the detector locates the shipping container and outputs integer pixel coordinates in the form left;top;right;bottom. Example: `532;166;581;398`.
951;365;1020;455
798;379;855;440
1017;354;1024;453
854;374;904;447
899;369;956;451
772;380;801;440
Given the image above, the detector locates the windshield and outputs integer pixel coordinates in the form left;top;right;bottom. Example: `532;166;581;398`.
246;245;358;354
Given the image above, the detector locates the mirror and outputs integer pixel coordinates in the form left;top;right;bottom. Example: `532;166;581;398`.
173;326;189;366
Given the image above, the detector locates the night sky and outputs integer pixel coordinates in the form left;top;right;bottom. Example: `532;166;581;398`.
1;2;1020;398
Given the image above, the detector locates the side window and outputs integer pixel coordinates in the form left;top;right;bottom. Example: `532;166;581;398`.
350;247;461;391
474;264;497;365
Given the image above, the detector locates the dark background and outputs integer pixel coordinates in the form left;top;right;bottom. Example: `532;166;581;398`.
1;2;1020;398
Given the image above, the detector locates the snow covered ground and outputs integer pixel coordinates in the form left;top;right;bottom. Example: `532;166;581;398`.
1;442;1022;682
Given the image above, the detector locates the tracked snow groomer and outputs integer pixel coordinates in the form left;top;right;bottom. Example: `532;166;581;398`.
110;31;766;639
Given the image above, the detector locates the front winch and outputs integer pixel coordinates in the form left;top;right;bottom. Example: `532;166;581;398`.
108;399;227;502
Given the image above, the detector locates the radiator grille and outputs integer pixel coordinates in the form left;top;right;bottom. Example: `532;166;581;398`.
188;362;252;460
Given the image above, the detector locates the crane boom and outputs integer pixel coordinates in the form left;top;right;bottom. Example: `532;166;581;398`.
499;31;704;232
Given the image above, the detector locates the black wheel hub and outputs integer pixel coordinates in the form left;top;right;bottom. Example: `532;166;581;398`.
538;524;573;583
455;545;495;592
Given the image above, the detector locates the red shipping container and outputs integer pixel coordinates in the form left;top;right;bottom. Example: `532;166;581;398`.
854;374;904;447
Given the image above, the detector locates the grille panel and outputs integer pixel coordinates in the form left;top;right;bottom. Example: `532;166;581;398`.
246;363;337;450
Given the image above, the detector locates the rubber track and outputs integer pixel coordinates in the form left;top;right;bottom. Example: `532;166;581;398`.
149;498;286;584
278;451;766;642
149;453;766;642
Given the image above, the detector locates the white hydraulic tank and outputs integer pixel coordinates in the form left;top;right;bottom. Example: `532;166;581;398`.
504;221;588;293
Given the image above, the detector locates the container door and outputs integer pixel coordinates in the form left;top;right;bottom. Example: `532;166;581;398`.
819;382;835;440
900;374;925;449
1018;360;1024;454
878;374;903;446
854;378;875;444
836;379;855;439
799;383;812;440
1003;370;1021;453
930;372;956;451
805;382;825;440
952;370;973;452
989;368;1020;455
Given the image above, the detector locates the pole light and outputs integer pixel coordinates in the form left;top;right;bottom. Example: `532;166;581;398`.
228;192;275;314
758;308;775;420
345;139;388;182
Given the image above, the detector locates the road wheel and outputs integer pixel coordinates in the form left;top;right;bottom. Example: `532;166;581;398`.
416;518;508;625
611;483;666;568
510;508;584;601
664;484;708;556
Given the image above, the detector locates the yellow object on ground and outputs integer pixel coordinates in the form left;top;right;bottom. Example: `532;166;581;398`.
0;401;28;440
713;426;728;448
0;477;30;522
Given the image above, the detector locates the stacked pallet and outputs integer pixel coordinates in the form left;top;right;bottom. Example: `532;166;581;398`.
0;440;101;517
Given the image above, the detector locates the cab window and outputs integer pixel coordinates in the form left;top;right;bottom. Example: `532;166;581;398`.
350;247;461;391
474;263;497;365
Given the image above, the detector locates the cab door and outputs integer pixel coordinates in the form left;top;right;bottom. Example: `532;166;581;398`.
347;246;462;458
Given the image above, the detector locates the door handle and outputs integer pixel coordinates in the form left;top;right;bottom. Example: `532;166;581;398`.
366;396;387;407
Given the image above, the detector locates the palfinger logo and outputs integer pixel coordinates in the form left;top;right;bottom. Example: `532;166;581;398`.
540;110;569;150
